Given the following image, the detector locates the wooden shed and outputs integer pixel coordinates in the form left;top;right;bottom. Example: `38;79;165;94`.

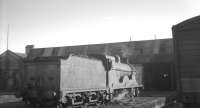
172;15;200;105
0;50;26;91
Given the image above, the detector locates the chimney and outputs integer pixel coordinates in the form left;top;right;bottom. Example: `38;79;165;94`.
25;45;34;55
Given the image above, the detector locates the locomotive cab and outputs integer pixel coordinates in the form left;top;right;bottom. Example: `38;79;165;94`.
106;55;142;98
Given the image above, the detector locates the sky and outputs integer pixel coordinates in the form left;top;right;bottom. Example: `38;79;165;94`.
0;0;200;53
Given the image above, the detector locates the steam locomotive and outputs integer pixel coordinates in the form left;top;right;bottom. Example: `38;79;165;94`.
20;54;142;107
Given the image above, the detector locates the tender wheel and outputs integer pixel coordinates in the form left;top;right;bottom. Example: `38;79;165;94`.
135;88;140;97
24;100;31;108
57;103;65;108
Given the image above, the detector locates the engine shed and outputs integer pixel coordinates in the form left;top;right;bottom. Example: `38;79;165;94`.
26;39;174;91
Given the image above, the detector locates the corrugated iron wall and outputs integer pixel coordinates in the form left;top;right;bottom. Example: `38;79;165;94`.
27;39;173;64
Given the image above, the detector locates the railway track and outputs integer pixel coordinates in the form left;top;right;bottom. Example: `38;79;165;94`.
0;97;166;108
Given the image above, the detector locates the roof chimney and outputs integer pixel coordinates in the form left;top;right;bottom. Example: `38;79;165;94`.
26;45;34;55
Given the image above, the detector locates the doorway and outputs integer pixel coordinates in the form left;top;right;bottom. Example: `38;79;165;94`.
143;62;175;91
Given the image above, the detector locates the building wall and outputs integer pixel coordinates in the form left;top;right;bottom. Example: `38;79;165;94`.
0;51;24;91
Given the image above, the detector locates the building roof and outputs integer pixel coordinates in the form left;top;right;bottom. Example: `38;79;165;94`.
172;15;200;31
0;50;26;59
15;52;27;58
27;38;173;63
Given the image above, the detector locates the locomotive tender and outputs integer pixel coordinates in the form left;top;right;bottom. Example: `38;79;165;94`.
21;54;142;107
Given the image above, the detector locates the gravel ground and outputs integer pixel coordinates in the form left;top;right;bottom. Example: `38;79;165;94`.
0;94;167;108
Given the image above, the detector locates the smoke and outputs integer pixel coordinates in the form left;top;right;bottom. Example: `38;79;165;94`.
104;45;111;55
120;44;132;58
